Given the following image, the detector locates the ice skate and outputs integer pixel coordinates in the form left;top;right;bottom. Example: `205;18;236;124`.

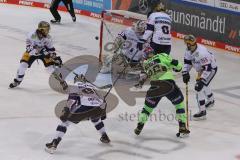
45;137;61;154
50;19;61;24
72;16;76;22
205;100;215;109
193;110;206;121
9;79;21;88
176;121;190;138
100;133;110;144
134;123;144;135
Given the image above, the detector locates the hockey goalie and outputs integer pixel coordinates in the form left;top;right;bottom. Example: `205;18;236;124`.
100;20;147;80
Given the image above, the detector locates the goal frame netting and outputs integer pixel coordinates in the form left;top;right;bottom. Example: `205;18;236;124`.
98;10;147;63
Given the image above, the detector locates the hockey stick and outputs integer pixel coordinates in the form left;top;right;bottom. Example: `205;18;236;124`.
103;49;139;100
186;83;189;129
61;65;112;89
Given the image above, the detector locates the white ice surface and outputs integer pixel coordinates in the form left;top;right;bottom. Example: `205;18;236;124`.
0;4;240;160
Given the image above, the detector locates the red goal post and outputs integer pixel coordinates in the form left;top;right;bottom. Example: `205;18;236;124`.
99;10;147;63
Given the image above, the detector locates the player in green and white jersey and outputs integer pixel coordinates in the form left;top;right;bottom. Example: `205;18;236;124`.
134;47;190;137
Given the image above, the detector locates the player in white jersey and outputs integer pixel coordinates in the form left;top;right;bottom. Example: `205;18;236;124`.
9;21;67;90
182;35;217;120
45;75;110;154
100;20;146;75
137;1;172;55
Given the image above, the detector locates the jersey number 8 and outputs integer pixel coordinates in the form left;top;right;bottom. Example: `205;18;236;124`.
162;26;170;34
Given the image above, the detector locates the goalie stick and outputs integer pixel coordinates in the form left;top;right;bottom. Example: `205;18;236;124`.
61;65;112;89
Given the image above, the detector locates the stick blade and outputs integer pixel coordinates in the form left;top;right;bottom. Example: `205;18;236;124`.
99;84;112;89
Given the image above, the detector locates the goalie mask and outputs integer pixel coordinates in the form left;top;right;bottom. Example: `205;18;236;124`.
133;20;146;35
184;34;197;52
37;21;50;38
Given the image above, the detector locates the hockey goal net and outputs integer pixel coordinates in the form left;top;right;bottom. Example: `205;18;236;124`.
99;10;147;65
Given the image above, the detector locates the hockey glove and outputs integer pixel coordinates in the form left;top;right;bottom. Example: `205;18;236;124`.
137;39;146;50
182;71;190;84
173;68;181;72
50;52;57;58
171;59;182;72
53;56;63;67
60;107;70;122
195;80;204;92
39;48;49;56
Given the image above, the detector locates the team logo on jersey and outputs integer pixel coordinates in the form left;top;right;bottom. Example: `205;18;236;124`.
195;52;199;57
200;57;208;64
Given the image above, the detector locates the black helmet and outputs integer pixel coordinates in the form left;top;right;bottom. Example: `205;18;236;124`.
150;0;166;12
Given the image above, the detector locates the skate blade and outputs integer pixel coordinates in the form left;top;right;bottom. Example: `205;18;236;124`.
134;129;142;136
193;116;207;121
206;104;214;109
45;147;56;154
100;139;111;144
176;132;190;138
9;84;18;89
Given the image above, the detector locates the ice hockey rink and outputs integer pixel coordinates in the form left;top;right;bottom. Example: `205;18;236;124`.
0;4;240;160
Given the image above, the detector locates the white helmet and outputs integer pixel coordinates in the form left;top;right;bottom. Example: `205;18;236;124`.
133;20;146;34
